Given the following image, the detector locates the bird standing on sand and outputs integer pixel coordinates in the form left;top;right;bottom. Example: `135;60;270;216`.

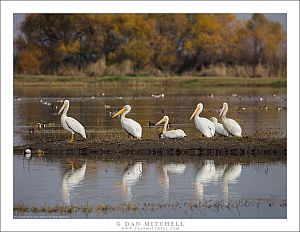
58;100;87;142
112;105;142;140
210;117;229;137
219;102;242;137
190;103;215;138
156;115;186;139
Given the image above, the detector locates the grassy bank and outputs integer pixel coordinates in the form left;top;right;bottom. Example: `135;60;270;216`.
13;75;287;88
14;196;286;215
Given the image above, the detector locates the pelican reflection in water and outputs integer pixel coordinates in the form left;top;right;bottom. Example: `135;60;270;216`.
194;160;216;201
160;164;186;200
120;162;143;202
62;161;87;205
222;164;242;205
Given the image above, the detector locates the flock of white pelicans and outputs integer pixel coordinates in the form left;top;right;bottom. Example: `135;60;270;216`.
57;99;242;142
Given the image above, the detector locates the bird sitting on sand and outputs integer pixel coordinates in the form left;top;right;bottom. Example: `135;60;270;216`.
151;93;165;98
210;117;229;137
156;115;186;139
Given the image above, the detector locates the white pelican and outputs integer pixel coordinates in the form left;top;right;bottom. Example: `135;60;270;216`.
58;100;86;142
156;115;186;139
112;105;142;140
222;164;242;205
194;160;216;201
219;103;242;137
210;117;229;137
190;103;215;138
121;162;143;201
62;161;87;205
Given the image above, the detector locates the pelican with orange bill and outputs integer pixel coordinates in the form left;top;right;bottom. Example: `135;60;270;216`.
190;103;215;138
112;105;142;140
58;99;86;142
219;102;242;137
155;115;186;139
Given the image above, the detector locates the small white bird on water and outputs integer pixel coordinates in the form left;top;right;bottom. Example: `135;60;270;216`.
219;103;242;137
156;115;186;139
58;100;86;142
112;105;142;140
24;147;32;159
190;103;215;138
210;117;229;137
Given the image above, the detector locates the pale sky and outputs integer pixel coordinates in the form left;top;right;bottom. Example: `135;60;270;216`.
13;13;287;38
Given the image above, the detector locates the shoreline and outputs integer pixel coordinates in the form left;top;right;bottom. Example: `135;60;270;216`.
13;75;287;88
14;137;287;162
13;196;287;216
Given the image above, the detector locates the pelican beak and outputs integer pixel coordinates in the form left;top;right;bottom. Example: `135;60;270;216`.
155;118;165;126
112;107;126;118
58;103;66;115
219;106;224;117
190;107;199;120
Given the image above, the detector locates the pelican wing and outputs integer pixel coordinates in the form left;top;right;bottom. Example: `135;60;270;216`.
121;118;142;139
223;118;242;137
66;117;86;138
195;118;215;137
208;123;215;136
163;129;186;139
215;123;229;136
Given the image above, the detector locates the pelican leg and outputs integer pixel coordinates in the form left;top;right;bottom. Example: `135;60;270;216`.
131;134;136;140
71;134;75;142
68;134;75;143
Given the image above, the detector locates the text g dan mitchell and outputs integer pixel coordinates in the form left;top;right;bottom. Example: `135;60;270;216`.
117;221;184;229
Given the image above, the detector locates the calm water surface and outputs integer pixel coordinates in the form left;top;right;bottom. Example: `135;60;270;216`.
14;156;286;218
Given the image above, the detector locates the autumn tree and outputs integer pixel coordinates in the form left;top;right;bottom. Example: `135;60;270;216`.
14;13;286;77
236;13;286;77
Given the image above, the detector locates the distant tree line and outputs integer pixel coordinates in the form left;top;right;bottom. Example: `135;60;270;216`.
14;13;286;77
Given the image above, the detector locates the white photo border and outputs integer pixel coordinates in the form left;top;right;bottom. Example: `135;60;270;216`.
1;1;299;231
